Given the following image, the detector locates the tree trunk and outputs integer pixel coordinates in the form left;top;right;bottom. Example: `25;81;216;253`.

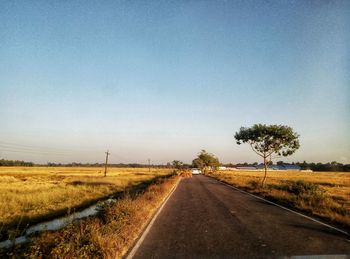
262;156;267;187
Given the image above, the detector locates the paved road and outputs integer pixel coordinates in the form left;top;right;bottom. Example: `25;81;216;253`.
131;175;350;258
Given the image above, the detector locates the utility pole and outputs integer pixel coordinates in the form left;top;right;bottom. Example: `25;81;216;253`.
104;150;110;177
148;158;151;173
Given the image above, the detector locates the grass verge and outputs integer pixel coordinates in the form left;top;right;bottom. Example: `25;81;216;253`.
208;170;349;231
0;167;172;241
1;175;180;258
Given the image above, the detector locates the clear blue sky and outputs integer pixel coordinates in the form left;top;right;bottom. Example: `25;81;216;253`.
1;0;349;164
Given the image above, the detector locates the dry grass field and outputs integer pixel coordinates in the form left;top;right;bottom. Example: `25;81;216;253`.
0;166;173;238
209;170;350;228
1;176;180;258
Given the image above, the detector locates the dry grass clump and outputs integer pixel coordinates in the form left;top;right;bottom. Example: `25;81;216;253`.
2;176;179;258
0;167;172;240
178;170;192;178
209;170;350;228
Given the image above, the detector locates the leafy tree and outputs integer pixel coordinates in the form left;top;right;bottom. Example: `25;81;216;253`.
192;158;205;170
192;150;220;173
234;124;300;186
172;160;184;170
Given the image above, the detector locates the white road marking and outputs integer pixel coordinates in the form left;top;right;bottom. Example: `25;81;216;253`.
126;178;181;259
210;176;349;236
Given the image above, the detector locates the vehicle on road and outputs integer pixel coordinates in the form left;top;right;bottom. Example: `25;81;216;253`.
191;168;202;175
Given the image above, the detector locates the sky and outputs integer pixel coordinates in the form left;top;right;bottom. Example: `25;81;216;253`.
0;0;349;164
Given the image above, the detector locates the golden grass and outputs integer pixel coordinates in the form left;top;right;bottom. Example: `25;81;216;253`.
0;166;173;236
209;170;350;228
2;175;179;258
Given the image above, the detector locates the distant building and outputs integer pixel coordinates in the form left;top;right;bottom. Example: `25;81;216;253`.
301;169;313;173
256;163;301;171
282;164;301;170
236;166;258;170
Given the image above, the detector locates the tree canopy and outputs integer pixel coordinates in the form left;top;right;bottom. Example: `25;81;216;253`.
192;150;220;173
235;124;300;186
172;160;185;170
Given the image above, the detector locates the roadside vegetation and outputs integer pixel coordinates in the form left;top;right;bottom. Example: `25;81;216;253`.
192;150;220;173
1;175;180;258
235;124;300;186
0;166;172;241
208;170;350;229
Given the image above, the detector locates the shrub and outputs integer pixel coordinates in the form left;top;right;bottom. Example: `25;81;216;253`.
277;180;321;196
249;180;260;189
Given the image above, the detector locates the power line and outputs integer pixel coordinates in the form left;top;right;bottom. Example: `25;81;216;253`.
108;153;128;162
0;143;74;155
0;141;83;153
0;148;71;156
0;141;108;158
0;141;83;156
0;145;73;154
0;141;117;163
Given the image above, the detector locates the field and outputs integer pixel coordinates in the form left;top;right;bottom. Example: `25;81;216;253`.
209;170;350;228
0;166;173;238
1;176;180;258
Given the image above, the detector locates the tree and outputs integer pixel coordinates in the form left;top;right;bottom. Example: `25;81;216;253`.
172;160;184;170
234;124;300;186
192;150;220;173
192;158;205;170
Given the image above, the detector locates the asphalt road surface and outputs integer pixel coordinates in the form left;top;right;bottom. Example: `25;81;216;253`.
131;175;350;258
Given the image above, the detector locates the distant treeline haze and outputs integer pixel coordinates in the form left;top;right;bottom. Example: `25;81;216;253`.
0;159;349;172
0;159;169;168
225;161;350;172
0;159;34;167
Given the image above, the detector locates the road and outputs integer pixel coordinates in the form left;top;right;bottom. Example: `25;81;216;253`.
130;175;350;258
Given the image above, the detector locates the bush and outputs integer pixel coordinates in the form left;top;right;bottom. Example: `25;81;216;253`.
249;180;260;189
277;180;321;196
288;180;320;196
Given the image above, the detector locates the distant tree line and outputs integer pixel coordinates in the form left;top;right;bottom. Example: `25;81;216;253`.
294;161;350;172
0;159;188;169
1;159;349;172
221;161;350;172
0;159;34;167
0;159;191;168
0;159;174;168
46;162;173;168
